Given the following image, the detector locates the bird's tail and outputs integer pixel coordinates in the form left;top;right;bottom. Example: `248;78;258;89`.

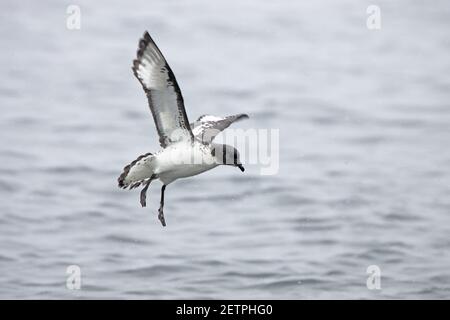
118;152;156;189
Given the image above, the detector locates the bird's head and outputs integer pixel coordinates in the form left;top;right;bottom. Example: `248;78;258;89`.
211;144;245;172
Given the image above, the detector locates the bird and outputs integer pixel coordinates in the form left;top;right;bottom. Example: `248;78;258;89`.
118;31;249;227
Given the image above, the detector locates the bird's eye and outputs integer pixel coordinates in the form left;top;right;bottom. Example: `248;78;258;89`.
211;148;216;157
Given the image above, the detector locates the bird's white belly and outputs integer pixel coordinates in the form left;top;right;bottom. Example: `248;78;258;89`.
154;141;218;184
159;163;216;183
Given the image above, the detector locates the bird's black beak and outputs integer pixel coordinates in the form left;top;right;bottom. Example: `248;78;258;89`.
237;164;245;172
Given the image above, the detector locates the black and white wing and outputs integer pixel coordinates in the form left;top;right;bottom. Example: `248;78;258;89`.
133;31;193;147
190;114;249;143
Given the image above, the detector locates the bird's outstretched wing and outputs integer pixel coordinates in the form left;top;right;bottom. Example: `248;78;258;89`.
132;31;193;147
190;114;249;143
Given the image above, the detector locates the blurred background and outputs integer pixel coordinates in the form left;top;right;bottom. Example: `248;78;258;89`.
1;0;449;299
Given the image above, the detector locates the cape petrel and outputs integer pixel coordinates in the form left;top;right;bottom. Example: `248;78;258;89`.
118;31;248;226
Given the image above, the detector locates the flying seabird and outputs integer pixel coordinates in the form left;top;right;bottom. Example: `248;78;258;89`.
118;31;249;227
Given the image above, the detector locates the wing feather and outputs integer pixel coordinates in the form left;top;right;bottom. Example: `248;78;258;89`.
190;113;249;143
133;31;193;147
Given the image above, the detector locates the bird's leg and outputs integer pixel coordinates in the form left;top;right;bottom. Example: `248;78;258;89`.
140;179;152;207
158;185;167;227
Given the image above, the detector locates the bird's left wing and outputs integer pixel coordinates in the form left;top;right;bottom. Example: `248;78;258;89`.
190;114;249;144
133;31;193;147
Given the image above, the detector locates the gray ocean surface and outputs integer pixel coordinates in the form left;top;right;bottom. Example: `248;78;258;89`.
1;0;450;299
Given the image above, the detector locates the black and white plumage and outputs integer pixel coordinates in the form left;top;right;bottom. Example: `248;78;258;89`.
132;32;193;147
118;31;249;227
191;114;249;143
